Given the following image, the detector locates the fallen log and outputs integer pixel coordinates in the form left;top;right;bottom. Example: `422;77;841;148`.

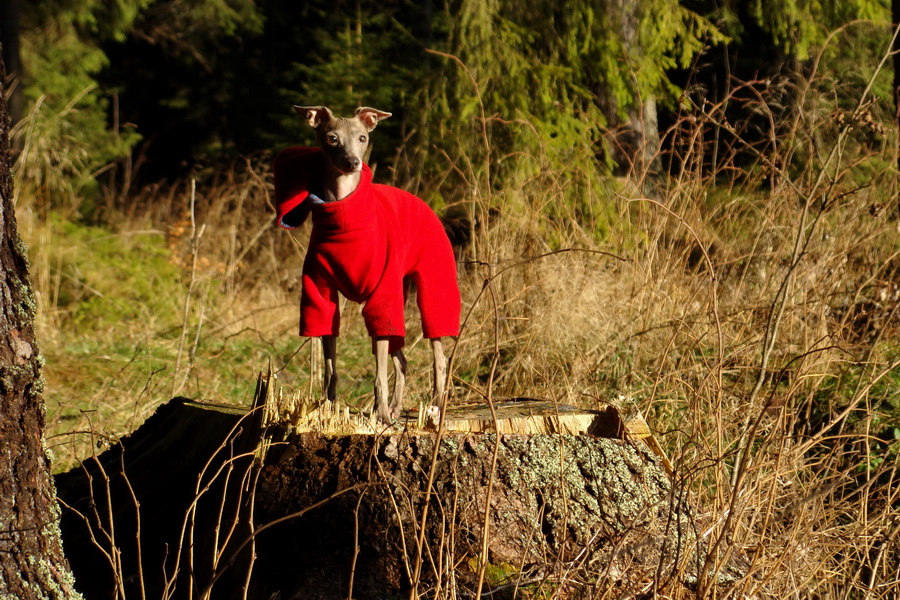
56;373;717;599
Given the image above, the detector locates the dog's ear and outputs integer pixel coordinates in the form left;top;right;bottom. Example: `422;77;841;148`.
294;106;334;129
355;107;392;131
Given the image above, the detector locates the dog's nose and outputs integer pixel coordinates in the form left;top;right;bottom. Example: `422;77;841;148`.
348;157;361;171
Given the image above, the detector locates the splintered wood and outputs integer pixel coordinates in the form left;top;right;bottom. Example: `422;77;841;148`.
257;372;626;433
253;371;606;432
440;399;600;434
251;369;673;471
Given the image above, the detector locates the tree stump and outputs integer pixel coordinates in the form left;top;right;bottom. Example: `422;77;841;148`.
253;431;694;599
57;373;711;600
248;374;697;599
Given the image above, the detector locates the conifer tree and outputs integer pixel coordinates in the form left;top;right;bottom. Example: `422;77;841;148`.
409;0;723;233
15;0;262;203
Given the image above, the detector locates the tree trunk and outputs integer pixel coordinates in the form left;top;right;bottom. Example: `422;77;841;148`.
0;54;80;598
252;430;696;600
894;0;900;215
596;0;661;182
0;0;24;123
55;399;259;600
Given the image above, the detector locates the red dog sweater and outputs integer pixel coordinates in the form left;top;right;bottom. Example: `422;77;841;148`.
274;147;461;354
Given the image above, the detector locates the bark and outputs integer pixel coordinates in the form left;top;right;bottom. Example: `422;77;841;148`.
252;431;700;599
0;54;80;598
894;0;900;215
0;0;24;123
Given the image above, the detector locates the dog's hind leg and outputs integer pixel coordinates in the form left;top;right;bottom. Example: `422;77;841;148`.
374;337;393;424
322;335;338;400
431;338;447;400
425;338;447;427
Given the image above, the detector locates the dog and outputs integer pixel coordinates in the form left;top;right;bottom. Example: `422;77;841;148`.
274;106;461;425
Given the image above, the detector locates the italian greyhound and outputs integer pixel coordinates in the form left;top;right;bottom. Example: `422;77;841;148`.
289;105;457;425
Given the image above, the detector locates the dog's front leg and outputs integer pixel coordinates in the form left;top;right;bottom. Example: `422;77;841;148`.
425;338;447;427
374;337;393;424
390;350;407;420
322;335;338;400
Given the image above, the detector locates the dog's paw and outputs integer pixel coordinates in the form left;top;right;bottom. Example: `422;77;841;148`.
424;404;441;429
374;405;394;426
371;396;390;423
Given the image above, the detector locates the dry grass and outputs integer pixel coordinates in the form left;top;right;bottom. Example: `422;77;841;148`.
13;38;900;598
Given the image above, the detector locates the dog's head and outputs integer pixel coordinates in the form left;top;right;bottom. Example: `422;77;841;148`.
294;106;392;174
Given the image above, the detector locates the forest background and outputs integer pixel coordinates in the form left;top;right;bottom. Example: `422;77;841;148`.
2;0;899;596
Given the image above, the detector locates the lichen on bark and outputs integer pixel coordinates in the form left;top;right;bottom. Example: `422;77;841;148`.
0;51;82;599
253;431;699;598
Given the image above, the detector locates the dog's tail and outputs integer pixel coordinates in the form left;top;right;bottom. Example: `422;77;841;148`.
440;206;472;257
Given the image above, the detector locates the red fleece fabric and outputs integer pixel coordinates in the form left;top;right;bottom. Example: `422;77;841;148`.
274;147;461;354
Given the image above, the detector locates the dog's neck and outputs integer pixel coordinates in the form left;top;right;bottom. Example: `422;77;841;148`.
321;163;361;203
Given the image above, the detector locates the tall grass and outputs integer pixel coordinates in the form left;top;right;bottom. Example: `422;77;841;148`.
400;35;898;595
13;27;900;598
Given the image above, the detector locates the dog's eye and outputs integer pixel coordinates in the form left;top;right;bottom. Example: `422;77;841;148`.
326;134;338;144
358;135;367;144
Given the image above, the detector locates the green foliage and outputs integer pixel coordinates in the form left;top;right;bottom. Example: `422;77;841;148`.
441;0;723;124
292;6;412;111
730;0;889;59
805;358;900;476
278;0;437;157
15;0;263;207
16;8;129;210
164;0;262;37
17;1;151;195
639;1;729;102
14;0;898;243
406;0;724;244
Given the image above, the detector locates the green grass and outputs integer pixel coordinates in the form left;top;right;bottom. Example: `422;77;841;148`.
47;217;184;328
21;214;302;470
